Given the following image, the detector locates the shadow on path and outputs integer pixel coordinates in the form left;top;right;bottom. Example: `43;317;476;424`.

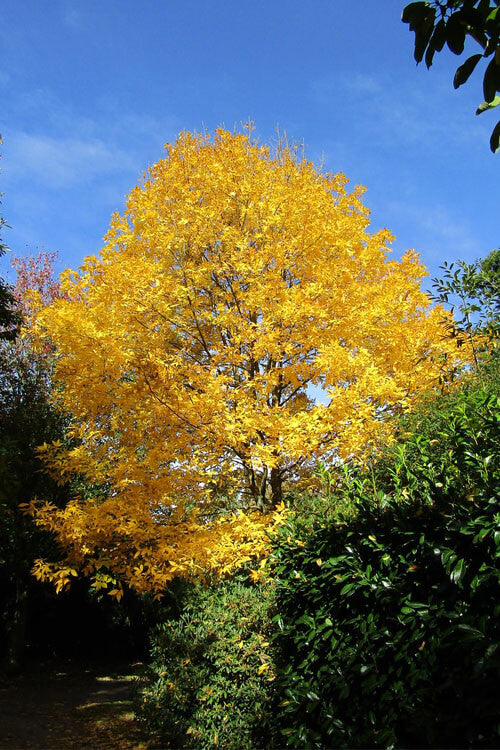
0;659;151;749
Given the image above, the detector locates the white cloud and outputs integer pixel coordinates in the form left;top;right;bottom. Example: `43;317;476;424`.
310;69;489;152
312;72;382;104
64;8;81;29
385;199;483;268
61;0;83;30
3;131;140;188
415;207;481;260
4;82;181;164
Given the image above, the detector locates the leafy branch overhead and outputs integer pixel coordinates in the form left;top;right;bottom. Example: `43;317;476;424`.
402;1;500;153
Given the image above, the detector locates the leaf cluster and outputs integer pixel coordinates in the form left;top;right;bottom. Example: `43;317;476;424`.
270;363;500;747
402;1;500;152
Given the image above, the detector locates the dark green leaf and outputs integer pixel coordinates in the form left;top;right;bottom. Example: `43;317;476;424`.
425;19;447;67
425;42;435;68
432;17;447;51
483;57;500;102
459;6;485;26
446;13;467;55
478;0;492;20
415;12;437;63
450;558;466;583
454;53;483;88
402;2;431;29
490;118;500;152
457;623;485;639
306;691;320;701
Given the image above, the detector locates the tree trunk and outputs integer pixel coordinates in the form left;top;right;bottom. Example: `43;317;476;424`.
270;467;282;509
4;575;28;675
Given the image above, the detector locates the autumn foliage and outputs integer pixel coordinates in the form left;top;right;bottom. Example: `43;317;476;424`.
28;129;466;594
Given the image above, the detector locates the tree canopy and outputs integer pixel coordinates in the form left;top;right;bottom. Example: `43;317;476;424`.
402;1;500;153
28;129;468;594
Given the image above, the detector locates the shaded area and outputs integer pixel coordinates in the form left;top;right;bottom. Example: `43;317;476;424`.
0;660;150;749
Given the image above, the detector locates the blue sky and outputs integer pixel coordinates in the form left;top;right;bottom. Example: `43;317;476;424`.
1;0;498;292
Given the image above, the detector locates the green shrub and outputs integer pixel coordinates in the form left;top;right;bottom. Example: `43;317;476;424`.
377;356;500;499
138;580;277;749
272;376;500;748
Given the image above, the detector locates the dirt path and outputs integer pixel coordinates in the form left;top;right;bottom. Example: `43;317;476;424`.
0;659;151;749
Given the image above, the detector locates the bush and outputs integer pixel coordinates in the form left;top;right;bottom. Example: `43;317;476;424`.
271;372;500;748
138;579;277;749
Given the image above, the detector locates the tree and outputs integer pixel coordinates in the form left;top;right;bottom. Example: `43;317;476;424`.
0;232;19;339
0;136;22;339
29;128;468;594
430;248;500;368
472;247;500;321
402;1;500;153
0;250;67;672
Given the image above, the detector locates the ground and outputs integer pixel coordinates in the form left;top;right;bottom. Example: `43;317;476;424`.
0;659;152;749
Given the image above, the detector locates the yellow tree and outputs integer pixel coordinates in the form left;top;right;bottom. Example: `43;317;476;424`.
28;128;465;594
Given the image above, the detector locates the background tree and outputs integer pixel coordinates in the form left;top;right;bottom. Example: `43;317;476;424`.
0;250;67;673
29;128;468;594
0;136;22;339
430;247;500;368
0;229;19;339
402;1;500;153
471;247;500;326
